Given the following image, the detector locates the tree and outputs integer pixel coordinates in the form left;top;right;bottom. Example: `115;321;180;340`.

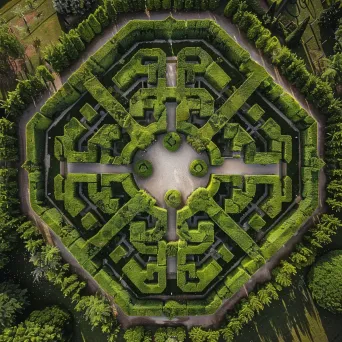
221;327;234;342
60;33;79;61
0;306;70;341
155;327;186;342
322;53;342;86
52;0;95;15
224;0;240;17
238;303;254;323
319;1;342;31
104;0;117;22
43;43;69;73
189;327;206;342
0;118;17;161
94;6;109;28
248;293;264;313
227;317;243;335
30;245;61;282
0;282;28;331
308;250;342;313
264;283;279;300
75;295;116;333
0;22;24;98
124;326;145;342
285;16;310;47
257;288;272;306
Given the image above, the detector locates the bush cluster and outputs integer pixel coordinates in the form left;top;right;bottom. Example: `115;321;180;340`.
0;66;53;119
164;189;182;208
163;132;182;152
134;160;153;178
308;250;342;313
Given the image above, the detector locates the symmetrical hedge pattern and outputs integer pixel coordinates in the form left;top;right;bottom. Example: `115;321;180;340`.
25;18;322;317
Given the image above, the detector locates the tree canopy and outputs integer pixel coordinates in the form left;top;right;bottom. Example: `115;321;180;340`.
308;250;342;313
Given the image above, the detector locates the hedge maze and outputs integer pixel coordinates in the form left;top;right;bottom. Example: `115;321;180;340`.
25;18;322;318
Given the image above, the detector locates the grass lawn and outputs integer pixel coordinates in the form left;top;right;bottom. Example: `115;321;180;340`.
279;0;325;72
0;0;63;69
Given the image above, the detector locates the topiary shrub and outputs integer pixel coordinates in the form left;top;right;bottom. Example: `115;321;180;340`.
164;189;182;208
134;160;153;178
308;250;342;313
189;159;208;177
163;132;181;152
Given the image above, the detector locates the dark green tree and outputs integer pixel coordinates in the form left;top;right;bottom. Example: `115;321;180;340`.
68;29;85;53
0;119;17;161
308;250;342;313
60;33;79;61
285;16;310;47
87;14;102;35
0;306;70;342
94;6;109;28
43;43;69;73
52;0;95;15
0;282;28;331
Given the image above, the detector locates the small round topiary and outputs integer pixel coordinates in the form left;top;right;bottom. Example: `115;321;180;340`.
164;189;182;208
134;160;153;178
163;132;181;152
308;250;342;313
189;159;208;177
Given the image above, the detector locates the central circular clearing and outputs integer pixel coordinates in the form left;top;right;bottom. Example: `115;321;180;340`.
134;134;210;207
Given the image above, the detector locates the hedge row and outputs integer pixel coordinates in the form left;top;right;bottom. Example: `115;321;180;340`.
113;48;166;91
225;0;341;118
43;0;220;75
0;66;54;119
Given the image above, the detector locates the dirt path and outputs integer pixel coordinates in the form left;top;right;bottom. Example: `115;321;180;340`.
17;9;326;328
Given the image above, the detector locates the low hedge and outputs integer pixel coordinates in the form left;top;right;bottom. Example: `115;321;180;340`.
308;250;342;313
134;160;153;178
163;132;182;152
189;159;208;177
164;189;182;208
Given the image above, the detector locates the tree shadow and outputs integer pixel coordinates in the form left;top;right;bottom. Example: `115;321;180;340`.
235;272;329;342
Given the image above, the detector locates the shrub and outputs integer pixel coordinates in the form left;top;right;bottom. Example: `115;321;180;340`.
87;14;102;35
163;132;182;152
285;17;310;47
164;189;182;208
189;159;208;177
248;213;266;231
52;0;95;15
94;6;109;28
308;250;342;313
77;21;95;43
134;160;153;178
68;29;85;53
60;33;79;61
43;43;69;73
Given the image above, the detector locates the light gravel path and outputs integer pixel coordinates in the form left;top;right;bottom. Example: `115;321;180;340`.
17;9;326;328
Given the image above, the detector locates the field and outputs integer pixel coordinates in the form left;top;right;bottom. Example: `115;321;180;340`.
0;0;62;69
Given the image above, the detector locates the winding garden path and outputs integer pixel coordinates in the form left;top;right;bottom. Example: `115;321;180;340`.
18;8;326;328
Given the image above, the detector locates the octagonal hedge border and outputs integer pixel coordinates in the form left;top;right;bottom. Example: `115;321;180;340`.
24;17;322;317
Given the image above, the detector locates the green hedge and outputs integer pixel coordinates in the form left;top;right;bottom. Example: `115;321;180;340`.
134;160;153;178
189;159;208;177
163;132;182;152
164;189;182;208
